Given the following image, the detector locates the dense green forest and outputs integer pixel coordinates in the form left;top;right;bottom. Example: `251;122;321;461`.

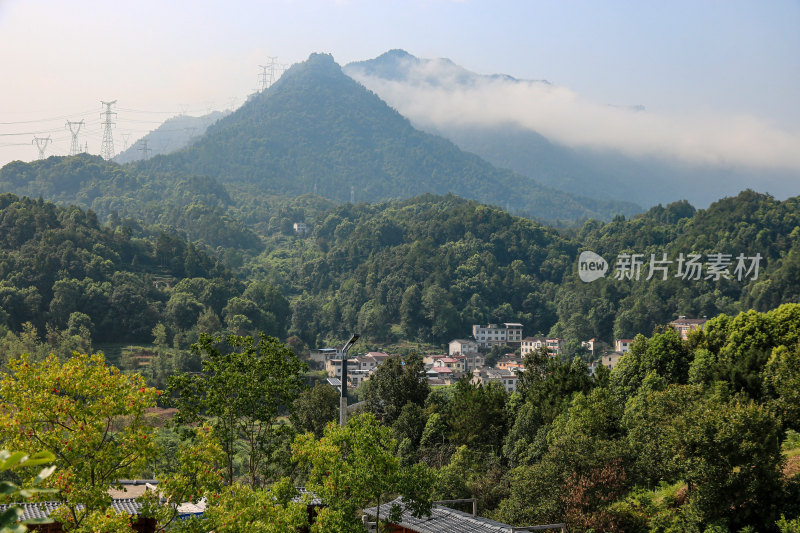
0;193;290;372
0;177;799;532
0;188;798;358
242;190;800;351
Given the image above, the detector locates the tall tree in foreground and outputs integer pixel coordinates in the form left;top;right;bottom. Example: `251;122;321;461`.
167;333;306;486
293;413;437;533
0;353;159;529
364;353;429;425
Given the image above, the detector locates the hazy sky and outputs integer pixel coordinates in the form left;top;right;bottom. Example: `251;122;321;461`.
1;0;799;170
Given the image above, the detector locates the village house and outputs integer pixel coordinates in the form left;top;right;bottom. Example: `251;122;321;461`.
325;358;359;379
496;356;524;372
615;339;634;353
363;498;566;533
472;323;523;348
588;351;623;375
614;339;633;353
670;316;708;340
581;338;609;357
461;351;485;371
424;355;464;372
426;365;457;385
471;368;519;393
448;338;478;355
520;336;565;357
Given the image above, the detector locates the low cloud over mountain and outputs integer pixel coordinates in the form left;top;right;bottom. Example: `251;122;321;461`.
347;50;800;174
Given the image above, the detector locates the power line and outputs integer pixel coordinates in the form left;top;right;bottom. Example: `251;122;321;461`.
100;100;117;160
0;108;97;125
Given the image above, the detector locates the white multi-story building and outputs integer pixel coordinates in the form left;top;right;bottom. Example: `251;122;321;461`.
449;339;478;356
472;323;523;348
615;339;634;353
521;337;565;357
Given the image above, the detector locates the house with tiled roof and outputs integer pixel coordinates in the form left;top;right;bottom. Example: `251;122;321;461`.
363;498;566;533
615;339;634;353
471;368;519;393
426;366;457;385
448;339;478;356
670;316;708;340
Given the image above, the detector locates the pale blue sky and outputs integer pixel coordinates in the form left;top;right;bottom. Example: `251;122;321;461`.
1;0;798;166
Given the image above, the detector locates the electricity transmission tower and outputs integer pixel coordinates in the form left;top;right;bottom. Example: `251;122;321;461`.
32;136;52;159
100;100;117;160
138;139;152;160
121;132;132;151
258;56;278;92
65;120;84;156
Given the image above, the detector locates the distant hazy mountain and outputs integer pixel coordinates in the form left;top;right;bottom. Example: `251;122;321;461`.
151;53;639;222
345;50;799;208
114;111;229;164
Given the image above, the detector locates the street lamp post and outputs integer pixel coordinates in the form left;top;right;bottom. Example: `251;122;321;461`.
339;334;359;426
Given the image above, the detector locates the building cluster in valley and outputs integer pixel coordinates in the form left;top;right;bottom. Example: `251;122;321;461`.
316;317;708;393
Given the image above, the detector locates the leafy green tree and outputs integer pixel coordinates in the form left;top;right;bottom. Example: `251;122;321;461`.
139;425;225;532
199;480;309;533
517;349;592;426
399;284;424;340
421;285;459;343
623;384;784;530
496;387;628;529
290;383;340;438
166;333;306;486
448;377;507;451
165;292;204;331
292;413;436;533
610;328;692;406
417;412;454;468
436;445;507;514
364;353;429;425
0;353;159;529
0;450;56;533
763;345;800;430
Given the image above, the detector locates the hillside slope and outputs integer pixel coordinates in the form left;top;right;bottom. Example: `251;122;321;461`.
154;53;640;222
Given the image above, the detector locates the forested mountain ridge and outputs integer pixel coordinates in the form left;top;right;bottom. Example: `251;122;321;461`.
244;190;800;350
0;154;261;250
0;194;289;362
148;52;641;222
114;110;230;164
0;180;796;356
0;52;643;254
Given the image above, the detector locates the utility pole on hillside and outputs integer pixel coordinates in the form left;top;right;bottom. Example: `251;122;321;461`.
138;139;152;160
121;132;132;152
100;100;117;160
66;120;84;156
32;136;52;159
258;56;278;92
339;334;360;427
